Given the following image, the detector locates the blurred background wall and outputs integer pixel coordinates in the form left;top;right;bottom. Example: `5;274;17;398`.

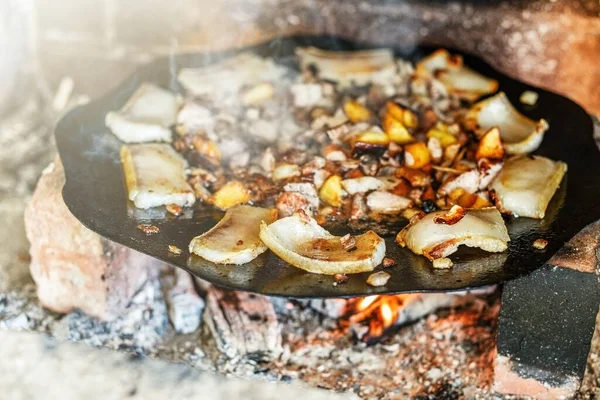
0;1;36;118
1;0;599;117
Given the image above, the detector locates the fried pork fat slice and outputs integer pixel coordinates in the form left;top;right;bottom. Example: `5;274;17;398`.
490;155;567;219
464;92;549;155
189;205;277;264
178;52;286;98
296;47;396;88
121;144;195;209
397;207;510;260
106;83;179;143
416;49;498;101
259;212;386;275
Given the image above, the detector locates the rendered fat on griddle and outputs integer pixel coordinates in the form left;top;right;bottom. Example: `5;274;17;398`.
106;83;179;143
490;155;567;219
397;207;510;260
120;143;195;209
189;205;277;264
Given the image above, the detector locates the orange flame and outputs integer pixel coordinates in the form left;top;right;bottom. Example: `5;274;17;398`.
357;295;378;311
380;301;394;328
347;295;410;340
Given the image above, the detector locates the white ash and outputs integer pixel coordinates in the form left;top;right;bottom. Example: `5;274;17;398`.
268;297;297;316
309;299;348;319
278;293;504;399
151;329;214;372
0;266;566;400
0;196;36;292
395;293;467;326
203;288;282;364
162;268;205;334
0;330;349;400
272;299;339;332
0;288;55;332
54;278;169;353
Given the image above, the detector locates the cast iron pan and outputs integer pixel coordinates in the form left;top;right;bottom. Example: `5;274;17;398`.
55;35;599;298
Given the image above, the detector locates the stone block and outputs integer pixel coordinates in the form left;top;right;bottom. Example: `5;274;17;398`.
494;265;600;398
24;156;162;320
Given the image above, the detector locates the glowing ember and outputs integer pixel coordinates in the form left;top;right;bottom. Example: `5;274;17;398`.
380;301;394;327
346;294;415;341
357;295;379;311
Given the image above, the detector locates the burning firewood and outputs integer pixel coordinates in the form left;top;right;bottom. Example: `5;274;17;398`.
204;287;282;360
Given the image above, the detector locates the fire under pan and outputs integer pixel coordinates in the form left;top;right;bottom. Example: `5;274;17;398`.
55;36;599;298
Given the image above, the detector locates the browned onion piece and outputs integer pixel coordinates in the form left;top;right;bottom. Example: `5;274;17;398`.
490;155;567;219
189;205;277;265
397;207;509;260
259;212;386;275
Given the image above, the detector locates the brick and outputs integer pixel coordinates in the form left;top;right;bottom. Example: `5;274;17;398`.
24;157;162;320
549;220;600;274
494;355;579;399
0;330;346;400
494;265;600;398
552;16;600;117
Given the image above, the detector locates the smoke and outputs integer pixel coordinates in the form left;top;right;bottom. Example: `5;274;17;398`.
82;128;123;164
0;0;36;118
169;38;180;93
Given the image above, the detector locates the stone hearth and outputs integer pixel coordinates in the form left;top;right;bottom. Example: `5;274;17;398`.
1;0;600;399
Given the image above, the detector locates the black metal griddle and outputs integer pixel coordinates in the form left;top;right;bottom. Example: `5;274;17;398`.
55;36;599;298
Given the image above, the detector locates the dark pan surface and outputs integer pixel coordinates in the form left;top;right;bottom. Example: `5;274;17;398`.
55;36;599;298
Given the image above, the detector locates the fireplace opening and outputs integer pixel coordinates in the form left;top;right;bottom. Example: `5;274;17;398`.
1;0;599;399
346;295;421;343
